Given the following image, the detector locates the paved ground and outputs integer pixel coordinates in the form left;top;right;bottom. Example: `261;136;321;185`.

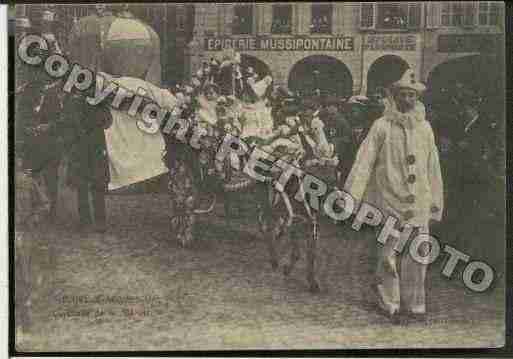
15;193;505;351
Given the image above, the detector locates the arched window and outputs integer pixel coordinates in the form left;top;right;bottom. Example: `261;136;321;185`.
366;55;410;95
288;55;353;98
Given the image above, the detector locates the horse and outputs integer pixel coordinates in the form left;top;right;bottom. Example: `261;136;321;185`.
165;95;339;293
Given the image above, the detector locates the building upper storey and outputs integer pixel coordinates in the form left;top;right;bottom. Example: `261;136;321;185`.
194;2;504;37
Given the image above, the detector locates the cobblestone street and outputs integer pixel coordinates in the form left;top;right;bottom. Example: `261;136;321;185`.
16;193;505;351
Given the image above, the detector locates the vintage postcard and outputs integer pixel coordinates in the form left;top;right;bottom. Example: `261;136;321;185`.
10;2;506;353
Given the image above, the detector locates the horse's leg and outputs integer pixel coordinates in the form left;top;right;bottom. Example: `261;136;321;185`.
169;160;196;248
225;154;234;218
260;211;280;271
306;217;321;293
259;184;281;270
268;221;281;270
283;216;301;277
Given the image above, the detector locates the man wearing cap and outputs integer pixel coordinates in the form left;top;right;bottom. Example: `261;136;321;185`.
208;58;220;84
344;69;444;323
240;66;258;102
216;49;238;97
60;93;111;233
335;95;374;185
40;7;63;55
17;8;65;224
331;97;360;185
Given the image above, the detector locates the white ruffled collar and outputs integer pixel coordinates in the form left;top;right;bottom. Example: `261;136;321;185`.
385;101;426;129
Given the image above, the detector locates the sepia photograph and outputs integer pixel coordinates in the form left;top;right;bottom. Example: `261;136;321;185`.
10;2;506;353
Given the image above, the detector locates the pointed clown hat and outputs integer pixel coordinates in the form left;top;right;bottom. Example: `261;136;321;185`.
391;68;426;94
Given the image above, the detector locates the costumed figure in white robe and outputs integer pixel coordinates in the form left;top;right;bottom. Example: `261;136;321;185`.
344;69;444;322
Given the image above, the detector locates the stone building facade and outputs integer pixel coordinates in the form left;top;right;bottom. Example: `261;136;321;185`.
13;3;505;97
187;2;504;97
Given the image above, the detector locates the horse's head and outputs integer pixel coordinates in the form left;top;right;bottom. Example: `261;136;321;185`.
297;110;338;168
251;76;273;100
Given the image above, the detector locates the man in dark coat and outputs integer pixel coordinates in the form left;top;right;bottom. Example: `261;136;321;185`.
331;94;384;186
337;100;366;185
451;104;490;213
321;104;352;185
208;58;220;83
36;80;63;222
366;88;386;123
239;66;259;103
61;93;111;232
16;70;63;222
449;100;500;255
432;83;494;248
216;56;236;97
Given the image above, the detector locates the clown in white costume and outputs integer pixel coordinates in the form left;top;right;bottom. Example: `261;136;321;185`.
344;69;444;323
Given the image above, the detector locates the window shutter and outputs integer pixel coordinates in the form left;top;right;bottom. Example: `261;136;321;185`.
261;4;272;34
216;4;223;35
225;5;234;35
360;2;376;29
302;3;314;34
291;3;298;34
256;4;268;35
407;2;422;28
426;2;441;28
254;4;260;34
285;4;293;33
332;3;343;34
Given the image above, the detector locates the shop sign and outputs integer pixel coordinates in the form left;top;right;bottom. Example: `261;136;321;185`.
204;36;355;52
438;34;499;53
363;34;417;51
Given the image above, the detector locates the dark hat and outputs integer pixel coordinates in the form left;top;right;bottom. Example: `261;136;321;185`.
317;107;333;119
273;86;290;98
302;96;321;110
280;102;301;117
203;82;220;94
323;95;341;107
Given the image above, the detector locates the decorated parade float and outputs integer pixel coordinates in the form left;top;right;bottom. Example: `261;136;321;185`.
63;6;339;292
